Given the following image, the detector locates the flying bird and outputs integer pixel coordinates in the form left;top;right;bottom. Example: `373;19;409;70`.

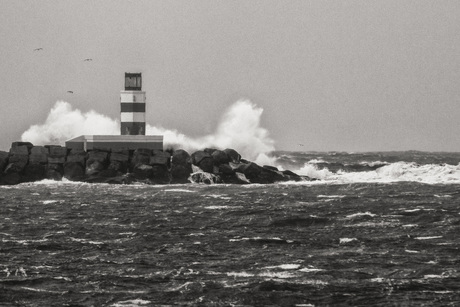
33;48;43;51
67;91;74;94
83;58;92;61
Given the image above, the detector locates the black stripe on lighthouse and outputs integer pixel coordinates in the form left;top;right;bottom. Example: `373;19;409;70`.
120;103;145;112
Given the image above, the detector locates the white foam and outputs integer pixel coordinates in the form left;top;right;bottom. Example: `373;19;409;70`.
110;299;151;307
163;189;196;193
298;267;324;273
340;238;358;244
346;212;376;218
264;264;301;270
415;236;443;240
41;200;60;204
292;161;460;184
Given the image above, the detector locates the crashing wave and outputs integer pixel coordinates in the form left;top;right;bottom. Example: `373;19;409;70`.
292;161;460;184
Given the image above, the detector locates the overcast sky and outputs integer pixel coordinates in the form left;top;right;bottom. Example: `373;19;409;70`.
1;0;460;152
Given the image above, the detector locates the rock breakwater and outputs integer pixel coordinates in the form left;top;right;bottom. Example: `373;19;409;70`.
0;142;307;185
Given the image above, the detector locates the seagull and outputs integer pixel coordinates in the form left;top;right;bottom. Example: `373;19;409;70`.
33;48;43;51
83;58;92;61
298;144;304;147
67;91;73;94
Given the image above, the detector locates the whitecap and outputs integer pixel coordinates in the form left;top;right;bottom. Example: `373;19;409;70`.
204;205;232;209
340;238;358;244
264;264;301;270
298;267;324;273
346;212;376;218
415;236;443;240
163;189;196;193
110;299;151;307
259;271;297;279
41;200;60;204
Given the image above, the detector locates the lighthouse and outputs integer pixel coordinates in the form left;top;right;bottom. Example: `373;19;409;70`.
121;73;146;135
65;73;163;151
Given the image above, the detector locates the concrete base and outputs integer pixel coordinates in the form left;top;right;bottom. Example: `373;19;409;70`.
65;135;163;151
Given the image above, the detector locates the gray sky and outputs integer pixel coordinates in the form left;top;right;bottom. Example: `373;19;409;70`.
1;0;460;152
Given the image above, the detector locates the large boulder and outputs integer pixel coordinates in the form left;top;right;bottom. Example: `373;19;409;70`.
64;162;85;181
86;151;108;176
29;146;49;164
131;148;151;170
0;151;9;173
8;145;30;178
132;164;153;180
109;150;130;173
23;163;46;182
47;146;67;164
150;150;171;168
66;149;87;164
0;173;21;185
11;142;33;152
170;149;193;183
46;163;63;180
191;151;214;173
223;148;241;163
211;150;230;165
149;151;171;183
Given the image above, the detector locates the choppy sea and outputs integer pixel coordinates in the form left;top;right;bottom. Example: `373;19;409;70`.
1;151;460;306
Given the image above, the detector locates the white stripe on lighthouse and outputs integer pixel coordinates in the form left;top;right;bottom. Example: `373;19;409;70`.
120;112;145;122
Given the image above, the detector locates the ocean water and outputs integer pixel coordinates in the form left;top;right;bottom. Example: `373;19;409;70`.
1;151;460;306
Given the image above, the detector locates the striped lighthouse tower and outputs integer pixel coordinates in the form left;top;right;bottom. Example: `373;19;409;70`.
120;73;146;135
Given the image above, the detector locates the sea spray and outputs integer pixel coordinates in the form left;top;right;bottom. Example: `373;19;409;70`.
21;101;119;145
21;100;275;164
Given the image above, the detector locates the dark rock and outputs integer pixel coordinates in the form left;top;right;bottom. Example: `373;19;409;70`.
151;164;170;184
86;151;108;175
46;163;63;180
211;150;230;165
224;148;241;163
98;168;119;178
282;170;304;181
108;160;128;173
235;162;262;180
150;151;171;168
132;164;153;180
170;150;193;183
131;148;151;170
86;160;106;176
64;162;85;181
110;152;130;163
0;172;21;185
29;146;49;164
172;149;191;163
256;167;287;184
4;161;27;174
218;163;235;175
263;165;279;171
9;145;29;156
191;151;214;173
67;149;87;164
11;142;33;152
47;146;68;157
0;151;8;172
203;148;217;155
23;163;46;182
8;154;28;164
